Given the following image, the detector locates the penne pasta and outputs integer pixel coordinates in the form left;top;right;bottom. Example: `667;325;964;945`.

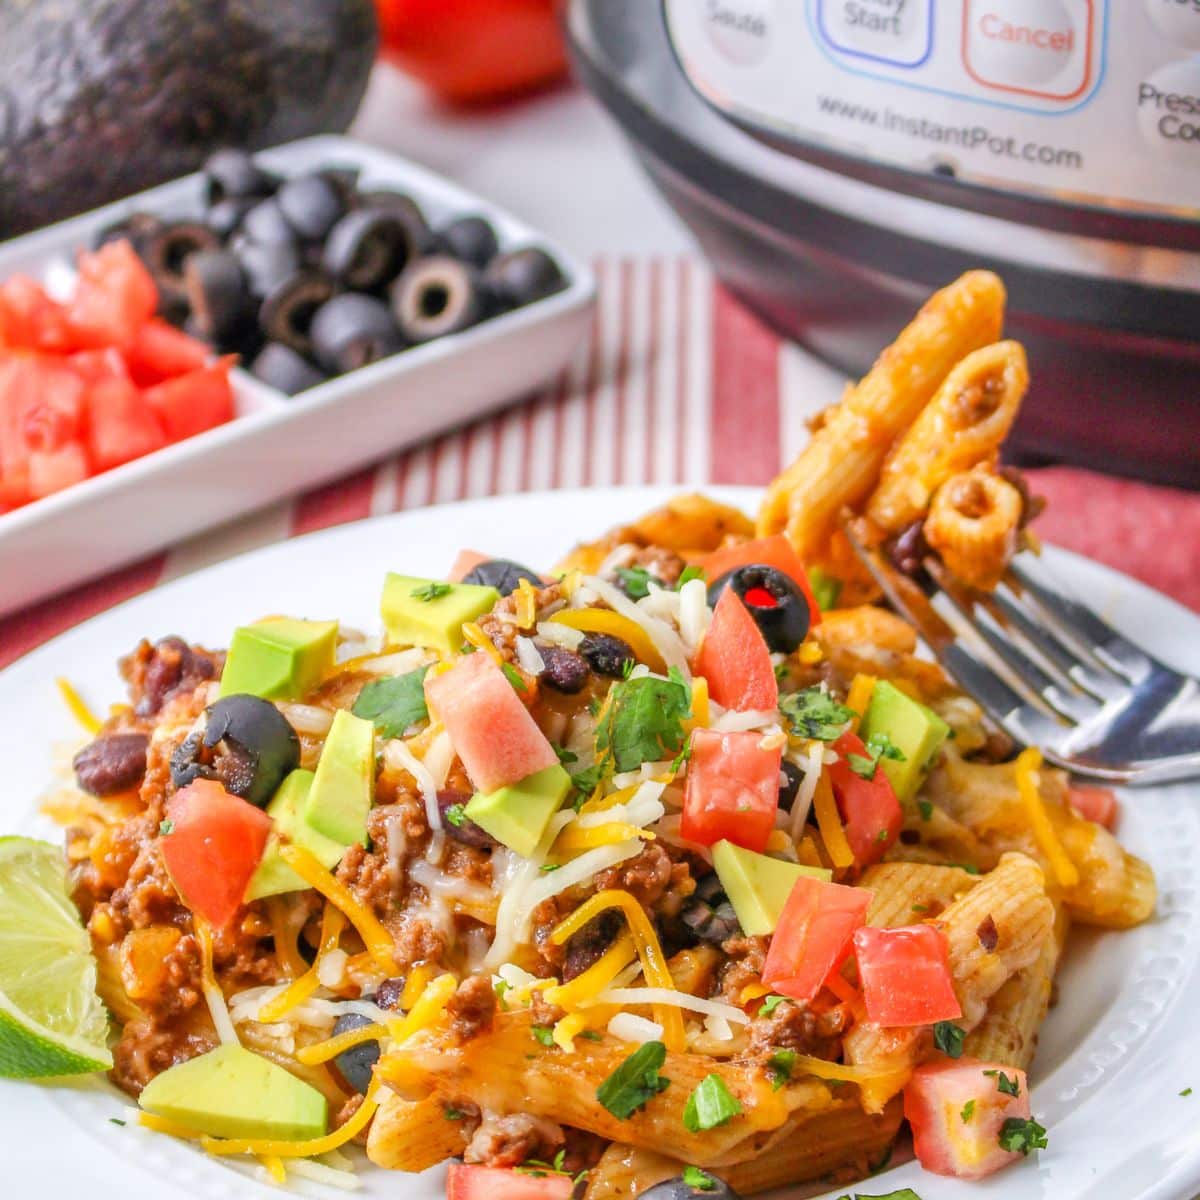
923;467;1025;590
366;1091;468;1172
860;861;980;928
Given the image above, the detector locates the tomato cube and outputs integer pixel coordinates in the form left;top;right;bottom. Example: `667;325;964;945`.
28;442;89;499
143;358;235;443
67;240;158;349
681;728;781;853
86;376;167;472
446;1165;572;1200
828;731;902;868
695;587;778;713
124;318;210;387
853;923;962;1026
0;275;75;352
1067;784;1117;831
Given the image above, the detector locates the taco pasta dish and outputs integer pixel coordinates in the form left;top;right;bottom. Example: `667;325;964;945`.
27;272;1155;1196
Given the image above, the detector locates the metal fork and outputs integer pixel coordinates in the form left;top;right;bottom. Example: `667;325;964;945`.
841;523;1200;786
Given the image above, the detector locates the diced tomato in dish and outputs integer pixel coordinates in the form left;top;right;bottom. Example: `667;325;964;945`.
828;731;902;868
904;1058;1033;1179
1067;784;1117;830
0;276;75;352
425;652;559;793
160;780;272;929
695;588;778;713
142;358;235;442
124;318;210;387
853;923;961;1026
701;535;821;628
66;240;158;350
86;376;167;472
69;348;131;383
28;442;89;499
446;1164;572;1200
762;876;873;1001
681;728;781;853
0;356;89;503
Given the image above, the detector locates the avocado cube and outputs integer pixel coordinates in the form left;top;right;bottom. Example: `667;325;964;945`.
302;709;376;847
139;1043;327;1141
859;680;951;801
245;770;347;901
381;574;499;655
712;840;831;936
465;764;571;859
219;617;338;700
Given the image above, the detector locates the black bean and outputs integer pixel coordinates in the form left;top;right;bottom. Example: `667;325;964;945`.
374;977;406;1011
73;733;149;796
887;520;929;579
778;761;804;811
437;789;496;850
137;636;218;717
561;912;621;981
579;633;634;678
538;645;589;694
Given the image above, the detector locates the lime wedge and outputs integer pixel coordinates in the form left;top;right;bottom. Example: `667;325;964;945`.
0;837;112;1078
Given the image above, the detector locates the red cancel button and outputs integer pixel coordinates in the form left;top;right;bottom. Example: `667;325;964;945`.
963;0;1094;100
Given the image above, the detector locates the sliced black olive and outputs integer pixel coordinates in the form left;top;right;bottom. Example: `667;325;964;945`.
205;196;256;240
259;270;336;358
461;558;541;597
169;693;299;808
241;198;297;247
680;874;742;945
483;247;565;310
234;237;302;298
579;632;634;679
319;166;362;209
250;342;328;396
359;189;430;237
184;250;251;342
322;209;421;292
91;211;164;254
203;148;279;204
389;255;482;343
331;1013;380;1095
276;173;347;242
638;1175;741;1200
436;215;499;269
140;221;221;303
309;293;404;375
707;564;811;654
778;760;804;812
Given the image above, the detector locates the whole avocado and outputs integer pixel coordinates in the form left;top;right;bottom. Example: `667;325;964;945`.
0;0;378;237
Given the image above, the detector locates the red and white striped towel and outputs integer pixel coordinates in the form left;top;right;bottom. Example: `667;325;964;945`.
2;257;1197;669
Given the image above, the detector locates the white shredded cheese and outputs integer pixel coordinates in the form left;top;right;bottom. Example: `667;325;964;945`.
422;729;455;788
704;1012;735;1042
607;1012;664;1045
536;620;585;651
678;577;711;653
409;858;496;908
789;741;826;839
288;1159;362;1190
597;988;751;1024
651;813;713;862
575;780;666;830
317;948;348;989
712;709;780;733
581;575;691;677
611;762;675;789
383;808;409;887
515;636;547;676
384;738;442;832
277;703;335;736
522;839;644;914
355;647;429;676
203;979;240;1046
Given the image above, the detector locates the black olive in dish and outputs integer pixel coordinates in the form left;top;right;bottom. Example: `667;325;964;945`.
310;293;404;374
250;342;328;396
275;173;347;242
436;215;499;269
777;760;805;812
258;271;336;358
389;255;483;343
240;197;298;246
206;196;257;240
91;211;164;254
319;166;362;209
680;875;742;946
140;220;221;303
331;1013;380;1094
483;246;565;310
203;148;279;204
637;1176;741;1200
184;250;251;342
707;564;811;654
235;237;303;298
322;209;421;292
461;558;541;596
359;189;430;237
579;633;635;678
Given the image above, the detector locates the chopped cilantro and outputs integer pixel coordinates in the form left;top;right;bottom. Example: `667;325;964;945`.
411;581;452;602
834;1190;923;1200
774;661;789;684
683;1073;743;1132
910;903;930;914
531;1024;555;1047
758;994;787;1017
766;1049;796;1090
676;565;706;589
158;819;174;836
917;800;933;821
682;1166;718;1191
540;863;562;872
444;804;467;828
595;668;692;772
778;688;855;741
998;1116;1048;1155
578;1030;603;1042
352;665;430;739
493;979;511;1010
552;743;578;766
961;1099;976;1123
848;732;907;780
949;862;981;875
1182;1087;1193;1097
984;1068;1020;1097
595;1041;671;1119
933;1021;965;1058
615;566;656;599
108;1117;126;1126
569;763;604;808
502;662;529;692
444;1106;467;1121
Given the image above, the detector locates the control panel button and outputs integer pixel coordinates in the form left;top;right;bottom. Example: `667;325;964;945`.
1145;0;1200;48
816;0;934;67
963;0;1094;100
1137;59;1200;161
704;0;775;65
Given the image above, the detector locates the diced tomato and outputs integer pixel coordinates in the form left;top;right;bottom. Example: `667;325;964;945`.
425;652;559;793
143;358;235;443
160;780;272;929
853;923;962;1026
695;588;778;713
828;731;902;868
17;359;86;452
86;376;167;472
904;1059;1033;1179
762;876;873;1001
67;240;159;350
68;348;131;383
1067;784;1117;831
124;318;210;387
448;548;491;582
0;276;75;352
681;728;781;853
28;442;89;499
702;535;821;628
0;355;87;506
446;1165;573;1200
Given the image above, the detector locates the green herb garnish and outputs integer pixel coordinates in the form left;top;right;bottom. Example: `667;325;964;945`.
682;1166;718;1191
444;804;467;828
502;662;529;692
998;1116;1048;1155
411;581;452;602
848;732;907;780
766;1049;796;1091
158;819;174;836
444;1106;467;1121
758;994;787;1017
553;744;578;766
778;688;855;741
595;669;692;772
595;1041;671;1119
933;1021;965;1058
917;800;933;821
984;1068;1020;1097
352;665;430;739
683;1073;743;1132
676;565;706;589
531;1024;555;1047
961;1099;976;1123
615;566;656;599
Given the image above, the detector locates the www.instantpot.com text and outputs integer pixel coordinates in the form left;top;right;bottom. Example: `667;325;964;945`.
815;94;1084;170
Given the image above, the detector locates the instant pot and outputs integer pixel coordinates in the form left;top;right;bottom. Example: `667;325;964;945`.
567;0;1200;487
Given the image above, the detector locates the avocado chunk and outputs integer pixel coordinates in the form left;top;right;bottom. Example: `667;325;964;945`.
139;1043;327;1140
302;709;376;846
464;764;571;858
219;617;339;701
712;841;831;936
381;574;499;655
246;770;346;901
858;680;950;801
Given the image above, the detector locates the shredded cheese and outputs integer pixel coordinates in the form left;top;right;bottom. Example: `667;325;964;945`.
596;987;750;1025
544;933;637;1010
1015;747;1079;888
296;1019;389;1066
387;972;457;1043
258;906;346;1023
461;622;503;662
845;674;877;733
195;920;239;1045
515;636;546;676
812;772;855;871
607;1012;664;1044
553;822;653;855
788;742;826;840
383;738;442;833
287;1157;362;1191
523;841;645;916
399;962;438;1010
677;576;711;654
551;1007;614;1052
265;898;309;980
56;677;102;734
685;675;710;732
259;1155;287;1184
515;578;539;630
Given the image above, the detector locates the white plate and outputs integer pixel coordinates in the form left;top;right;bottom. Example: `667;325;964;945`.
2;486;1198;1200
0;136;595;618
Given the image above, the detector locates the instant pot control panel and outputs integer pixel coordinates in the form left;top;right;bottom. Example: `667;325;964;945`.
665;0;1200;217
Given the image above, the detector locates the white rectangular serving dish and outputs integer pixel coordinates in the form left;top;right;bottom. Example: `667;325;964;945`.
0;135;595;619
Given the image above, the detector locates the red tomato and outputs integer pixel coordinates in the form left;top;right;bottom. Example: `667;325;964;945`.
853;923;962;1026
376;0;568;105
448;548;491;582
695;588;778;713
828;731;902;868
446;1165;572;1200
68;348;131;383
0;355;88;505
143;358;236;443
124;318;210;387
0;276;75;352
28;442;89;499
762;876;873;1001
1067;784;1117;831
160;781;272;929
904;1059;1033;1179
67;240;159;350
425;652;559;793
701;535;821;628
681;728;781;853
86;376;167;472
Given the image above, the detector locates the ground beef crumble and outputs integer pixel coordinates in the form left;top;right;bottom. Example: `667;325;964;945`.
465;1114;565;1167
747;997;848;1059
447;976;497;1041
717;933;768;1003
477;582;566;662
